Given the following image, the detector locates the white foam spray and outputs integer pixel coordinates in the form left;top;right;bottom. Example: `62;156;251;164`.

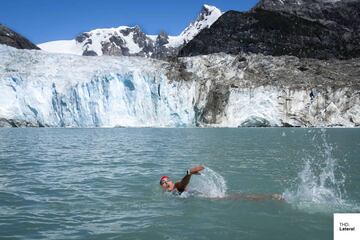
188;167;227;198
284;128;356;212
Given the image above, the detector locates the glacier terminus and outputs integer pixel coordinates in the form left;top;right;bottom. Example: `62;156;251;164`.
0;45;359;128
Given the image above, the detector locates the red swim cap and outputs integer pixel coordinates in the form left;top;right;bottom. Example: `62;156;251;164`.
160;175;169;185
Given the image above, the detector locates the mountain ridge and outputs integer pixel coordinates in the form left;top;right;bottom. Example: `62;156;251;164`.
38;5;222;59
179;0;360;59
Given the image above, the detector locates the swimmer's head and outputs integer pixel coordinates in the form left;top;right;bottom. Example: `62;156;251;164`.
160;176;174;192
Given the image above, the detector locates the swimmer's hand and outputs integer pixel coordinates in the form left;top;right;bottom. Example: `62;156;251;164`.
190;165;204;175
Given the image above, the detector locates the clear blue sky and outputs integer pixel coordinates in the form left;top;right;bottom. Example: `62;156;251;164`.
1;0;259;44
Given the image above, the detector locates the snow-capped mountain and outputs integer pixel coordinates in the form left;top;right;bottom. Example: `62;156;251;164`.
38;5;222;59
166;4;222;48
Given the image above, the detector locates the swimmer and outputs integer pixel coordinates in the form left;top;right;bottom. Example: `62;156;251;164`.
160;166;284;201
159;165;204;194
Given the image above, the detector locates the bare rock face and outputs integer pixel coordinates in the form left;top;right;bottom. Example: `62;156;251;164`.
0;118;43;127
75;32;90;43
179;0;360;59
0;24;39;50
200;84;230;124
256;0;360;25
151;32;176;59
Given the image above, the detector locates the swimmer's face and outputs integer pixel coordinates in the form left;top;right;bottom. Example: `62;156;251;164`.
160;178;174;192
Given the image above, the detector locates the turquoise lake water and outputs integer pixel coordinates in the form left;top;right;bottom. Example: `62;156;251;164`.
0;128;359;239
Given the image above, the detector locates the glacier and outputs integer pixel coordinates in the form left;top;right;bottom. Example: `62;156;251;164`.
0;44;359;127
0;45;199;127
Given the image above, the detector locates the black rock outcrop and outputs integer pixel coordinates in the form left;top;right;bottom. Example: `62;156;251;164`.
0;24;39;50
179;0;360;59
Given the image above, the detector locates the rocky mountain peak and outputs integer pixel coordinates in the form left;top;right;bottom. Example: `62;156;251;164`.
201;4;221;19
179;4;222;43
0;24;39;50
156;32;169;46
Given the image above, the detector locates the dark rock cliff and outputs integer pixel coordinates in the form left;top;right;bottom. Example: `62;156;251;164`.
179;0;360;59
0;24;39;50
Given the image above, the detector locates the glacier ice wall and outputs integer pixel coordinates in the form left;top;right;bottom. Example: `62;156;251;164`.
0;45;200;127
0;45;359;127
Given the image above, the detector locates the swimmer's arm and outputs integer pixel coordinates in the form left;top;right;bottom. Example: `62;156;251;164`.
175;175;191;193
175;166;204;192
190;165;204;175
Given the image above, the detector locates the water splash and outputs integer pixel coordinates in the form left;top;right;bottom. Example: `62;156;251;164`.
188;167;227;198
284;129;356;212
